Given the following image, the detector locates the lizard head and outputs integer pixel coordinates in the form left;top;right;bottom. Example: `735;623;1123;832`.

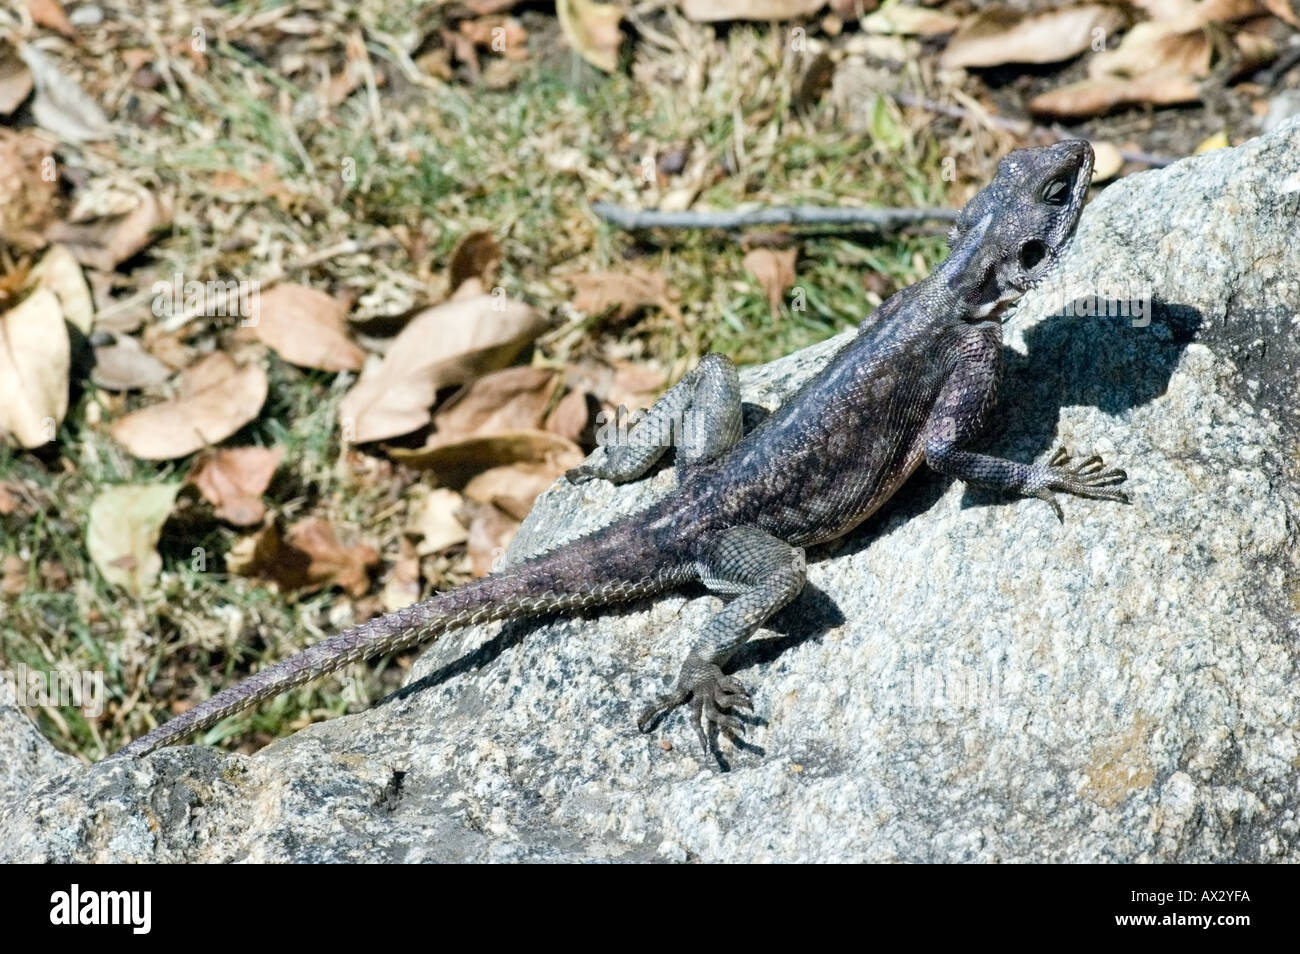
940;139;1094;321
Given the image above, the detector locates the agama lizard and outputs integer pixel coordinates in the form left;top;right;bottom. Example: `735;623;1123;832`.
115;140;1126;759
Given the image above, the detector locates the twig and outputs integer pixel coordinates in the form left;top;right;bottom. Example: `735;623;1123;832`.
890;92;1177;168
591;201;958;231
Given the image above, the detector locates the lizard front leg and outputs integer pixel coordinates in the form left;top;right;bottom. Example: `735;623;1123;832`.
638;526;806;753
568;353;743;484
924;353;1129;521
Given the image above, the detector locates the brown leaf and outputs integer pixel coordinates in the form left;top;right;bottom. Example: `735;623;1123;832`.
92;334;173;391
1089;21;1211;80
447;230;500;294
179;351;237;395
862;3;960;34
557;0;623;72
466;503;517;577
2;554;25;596
545;388;593;443
390;429;584;488
407;487;469;555
246;283;364;371
1029;73;1200;117
744;247;798;315
186;446;283;526
0;128;57;248
47;191;172;272
338;293;546;443
0;41;34;116
940;5;1127;70
0;482;17;515
433;365;560;437
569;268;682;324
229;518;378;596
382;538;422;612
0;289;69;448
463;461;566;521
28;0;75;37
681;0;826;21
110;361;268;460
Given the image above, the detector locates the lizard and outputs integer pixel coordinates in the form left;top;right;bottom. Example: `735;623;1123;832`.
114;139;1126;760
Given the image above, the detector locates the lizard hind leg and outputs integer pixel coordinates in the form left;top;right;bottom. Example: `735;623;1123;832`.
638;525;806;754
567;353;743;484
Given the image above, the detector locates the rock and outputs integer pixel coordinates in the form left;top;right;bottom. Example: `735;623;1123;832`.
3;122;1298;863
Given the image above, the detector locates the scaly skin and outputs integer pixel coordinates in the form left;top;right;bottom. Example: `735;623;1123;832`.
115;140;1125;760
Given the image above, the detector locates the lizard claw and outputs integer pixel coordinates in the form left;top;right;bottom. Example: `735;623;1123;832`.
1032;446;1130;522
638;662;751;754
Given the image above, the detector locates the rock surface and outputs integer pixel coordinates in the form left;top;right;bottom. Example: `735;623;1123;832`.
3;122;1298;863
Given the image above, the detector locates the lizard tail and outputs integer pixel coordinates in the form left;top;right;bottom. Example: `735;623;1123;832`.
112;518;688;759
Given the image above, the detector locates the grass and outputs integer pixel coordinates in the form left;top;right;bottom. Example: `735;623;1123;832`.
0;1;996;761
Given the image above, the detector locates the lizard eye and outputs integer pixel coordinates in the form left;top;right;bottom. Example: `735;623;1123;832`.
1019;239;1047;270
1042;177;1070;205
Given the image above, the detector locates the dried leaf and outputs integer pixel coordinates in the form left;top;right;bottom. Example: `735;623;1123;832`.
86;483;182;594
92;334;173;391
448;230;500;294
463;461;564;521
390;429;584;488
862;4;960;35
1262;0;1300;27
680;0;826;21
744;247;798;315
0;41;34;115
28;0;75;37
1194;130;1230;152
0;289;69;448
228;518;378;596
27;244;94;334
545;388;593;443
1089;21;1212;80
940;5;1127;70
110;361;268;460
408;487;469;555
1029;73;1200;116
0;482;17;515
247;283;363;371
2;554;26;596
382;538;421;612
466;502;517;577
569;268;683;324
186;446;283;526
1090;141;1125;182
180;351;237;395
18;43;111;143
47;191;172;272
556;0;623;72
433;365;560;437
338;293;546;443
0;128;57;248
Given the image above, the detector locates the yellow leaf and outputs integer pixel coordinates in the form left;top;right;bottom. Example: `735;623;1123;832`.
557;0;623;73
86;484;182;594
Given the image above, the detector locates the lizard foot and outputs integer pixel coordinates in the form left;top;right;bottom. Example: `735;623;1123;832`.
638;661;752;754
1030;446;1129;522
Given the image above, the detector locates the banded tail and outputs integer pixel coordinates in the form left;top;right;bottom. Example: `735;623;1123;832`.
113;517;689;758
